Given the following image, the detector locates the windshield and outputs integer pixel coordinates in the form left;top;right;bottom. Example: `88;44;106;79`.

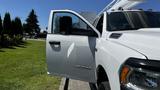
107;11;160;31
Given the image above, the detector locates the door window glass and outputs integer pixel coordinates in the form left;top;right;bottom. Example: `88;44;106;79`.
52;12;97;37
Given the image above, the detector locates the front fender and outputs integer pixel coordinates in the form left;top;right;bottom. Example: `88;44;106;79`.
95;39;147;90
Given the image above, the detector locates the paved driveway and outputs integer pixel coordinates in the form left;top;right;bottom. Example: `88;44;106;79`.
59;78;97;90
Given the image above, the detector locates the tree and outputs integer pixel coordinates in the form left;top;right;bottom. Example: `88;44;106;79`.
23;23;28;33
0;15;3;46
11;20;16;36
3;12;12;36
11;17;23;44
14;17;23;35
0;16;2;35
25;9;40;35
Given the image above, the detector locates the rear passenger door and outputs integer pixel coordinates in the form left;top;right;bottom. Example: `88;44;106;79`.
46;10;100;83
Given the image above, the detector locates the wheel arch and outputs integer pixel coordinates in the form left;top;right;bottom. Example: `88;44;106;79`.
96;65;109;85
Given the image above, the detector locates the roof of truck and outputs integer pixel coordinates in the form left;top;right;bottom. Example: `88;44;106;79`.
107;9;141;12
105;9;159;13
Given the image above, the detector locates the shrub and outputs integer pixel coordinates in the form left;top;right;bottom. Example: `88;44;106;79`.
2;34;11;47
14;35;23;45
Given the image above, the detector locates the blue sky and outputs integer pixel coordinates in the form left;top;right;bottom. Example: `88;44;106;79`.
0;0;159;30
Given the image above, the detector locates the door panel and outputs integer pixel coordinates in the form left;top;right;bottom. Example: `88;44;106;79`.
47;35;77;77
46;10;99;83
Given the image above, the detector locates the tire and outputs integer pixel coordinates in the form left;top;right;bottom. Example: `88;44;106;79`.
98;81;111;90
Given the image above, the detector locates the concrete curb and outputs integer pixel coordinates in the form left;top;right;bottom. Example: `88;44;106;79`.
59;78;67;90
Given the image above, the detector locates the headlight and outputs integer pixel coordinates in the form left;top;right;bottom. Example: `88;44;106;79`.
120;58;160;90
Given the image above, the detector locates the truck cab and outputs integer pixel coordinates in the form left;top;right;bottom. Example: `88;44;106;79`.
46;9;160;90
46;0;160;89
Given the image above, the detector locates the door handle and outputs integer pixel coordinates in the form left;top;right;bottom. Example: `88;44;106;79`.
49;41;60;45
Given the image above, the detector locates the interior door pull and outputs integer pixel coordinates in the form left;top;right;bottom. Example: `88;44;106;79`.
49;41;60;45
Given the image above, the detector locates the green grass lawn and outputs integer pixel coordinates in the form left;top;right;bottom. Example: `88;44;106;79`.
0;40;61;90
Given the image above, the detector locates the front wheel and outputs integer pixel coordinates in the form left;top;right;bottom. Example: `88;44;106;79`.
98;81;111;90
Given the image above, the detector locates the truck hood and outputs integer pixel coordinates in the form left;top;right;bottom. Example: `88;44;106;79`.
109;28;160;60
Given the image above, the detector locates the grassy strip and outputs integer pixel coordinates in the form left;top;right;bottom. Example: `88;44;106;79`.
0;40;61;90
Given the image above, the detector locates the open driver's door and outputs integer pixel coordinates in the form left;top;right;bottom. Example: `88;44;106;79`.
46;10;100;83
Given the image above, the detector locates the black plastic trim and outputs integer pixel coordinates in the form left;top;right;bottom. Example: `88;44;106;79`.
109;33;122;39
125;58;160;72
49;41;60;45
121;85;129;90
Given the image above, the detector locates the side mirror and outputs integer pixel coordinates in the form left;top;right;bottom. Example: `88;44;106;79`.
59;16;72;35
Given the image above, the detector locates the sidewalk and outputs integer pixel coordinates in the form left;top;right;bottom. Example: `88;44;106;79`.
59;78;96;90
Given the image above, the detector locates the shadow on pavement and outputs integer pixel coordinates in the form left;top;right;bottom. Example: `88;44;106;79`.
64;78;69;90
89;83;97;90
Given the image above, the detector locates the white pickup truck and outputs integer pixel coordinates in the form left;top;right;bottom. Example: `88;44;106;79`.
46;1;160;90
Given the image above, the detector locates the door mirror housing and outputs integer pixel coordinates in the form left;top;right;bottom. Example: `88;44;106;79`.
59;16;72;35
